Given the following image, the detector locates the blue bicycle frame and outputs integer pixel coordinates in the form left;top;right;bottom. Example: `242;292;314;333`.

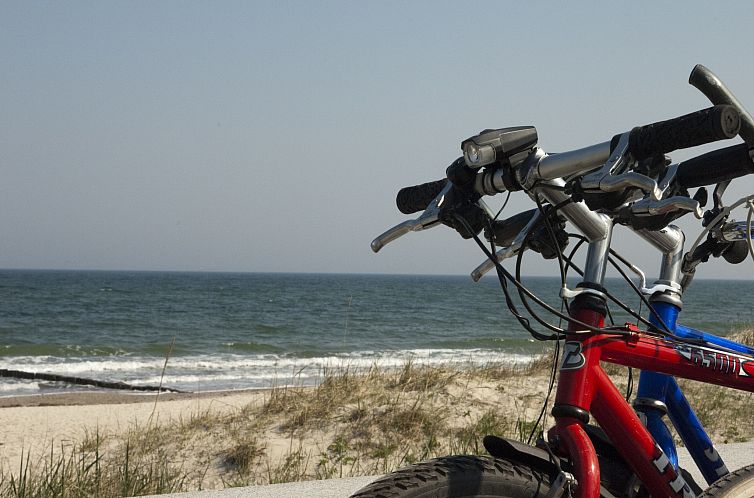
636;299;754;485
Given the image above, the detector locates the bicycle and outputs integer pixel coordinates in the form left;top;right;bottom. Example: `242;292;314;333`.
354;65;754;497
627;64;754;490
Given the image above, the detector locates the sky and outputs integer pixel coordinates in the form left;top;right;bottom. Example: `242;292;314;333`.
3;1;754;280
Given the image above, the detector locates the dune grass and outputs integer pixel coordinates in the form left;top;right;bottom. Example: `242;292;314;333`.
2;335;754;497
0;358;552;496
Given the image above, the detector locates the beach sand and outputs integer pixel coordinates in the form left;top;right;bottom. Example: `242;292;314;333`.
0;389;268;476
2;362;751;494
0;363;558;491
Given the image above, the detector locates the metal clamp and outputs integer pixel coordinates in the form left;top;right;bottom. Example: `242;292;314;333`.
712;219;754;242
640;279;682;297
559;285;606;300
544;470;577;498
633;397;669;415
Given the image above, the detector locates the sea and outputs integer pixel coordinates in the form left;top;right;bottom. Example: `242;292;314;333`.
1;270;753;398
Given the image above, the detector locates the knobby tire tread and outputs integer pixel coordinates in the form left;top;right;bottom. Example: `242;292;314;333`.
349;455;554;498
699;463;754;497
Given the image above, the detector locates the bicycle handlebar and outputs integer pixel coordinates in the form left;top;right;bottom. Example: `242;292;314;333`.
377;66;752;264
675;143;754;188
394;106;740;215
534;106;738;182
626;105;740;161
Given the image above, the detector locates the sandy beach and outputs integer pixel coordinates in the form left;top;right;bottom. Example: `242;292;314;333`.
0;390;269;476
0;363;559;491
2;361;752;496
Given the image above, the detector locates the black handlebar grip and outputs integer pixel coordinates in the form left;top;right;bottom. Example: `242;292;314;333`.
628;105;740;161
396;179;448;214
675;143;754;188
689;64;754;146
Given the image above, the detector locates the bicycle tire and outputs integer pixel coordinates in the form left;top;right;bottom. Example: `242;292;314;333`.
349;455;555;498
698;463;754;497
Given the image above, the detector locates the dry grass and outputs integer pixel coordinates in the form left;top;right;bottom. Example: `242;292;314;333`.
3;337;754;496
0;357;554;496
730;327;754;347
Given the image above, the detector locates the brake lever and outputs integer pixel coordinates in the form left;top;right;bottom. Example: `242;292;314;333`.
470;210;542;281
713;180;731;212
578;133;663;201
630;196;703;219
371;182;452;253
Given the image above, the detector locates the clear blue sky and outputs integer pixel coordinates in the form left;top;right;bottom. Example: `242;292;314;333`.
2;1;754;279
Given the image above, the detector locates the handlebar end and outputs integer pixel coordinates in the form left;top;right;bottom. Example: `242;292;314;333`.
370;239;383;253
689;64;754;146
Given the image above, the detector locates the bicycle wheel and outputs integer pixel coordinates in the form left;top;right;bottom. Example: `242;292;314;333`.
698;463;754;497
349;455;555;498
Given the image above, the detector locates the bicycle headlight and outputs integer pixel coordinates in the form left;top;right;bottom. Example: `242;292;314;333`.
465;142;480;163
463;142;496;168
461;126;539;169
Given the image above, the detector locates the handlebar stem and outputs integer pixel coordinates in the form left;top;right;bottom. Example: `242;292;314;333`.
635;226;685;300
583;221;614;286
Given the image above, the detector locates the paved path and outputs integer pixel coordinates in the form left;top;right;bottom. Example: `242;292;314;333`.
143;442;754;497
678;441;754;488
142;476;377;498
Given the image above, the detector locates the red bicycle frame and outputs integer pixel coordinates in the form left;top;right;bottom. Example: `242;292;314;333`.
549;295;754;498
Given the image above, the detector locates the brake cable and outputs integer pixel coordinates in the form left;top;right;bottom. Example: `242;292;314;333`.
493;191;512;221
495;199;651;338
462;216;632;337
459;193;740;349
746;199;754;260
485;227;559;341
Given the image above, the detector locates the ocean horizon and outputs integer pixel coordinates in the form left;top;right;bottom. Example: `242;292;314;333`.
1;270;752;397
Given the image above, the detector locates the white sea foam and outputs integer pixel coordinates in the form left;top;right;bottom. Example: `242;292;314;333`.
0;348;538;397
